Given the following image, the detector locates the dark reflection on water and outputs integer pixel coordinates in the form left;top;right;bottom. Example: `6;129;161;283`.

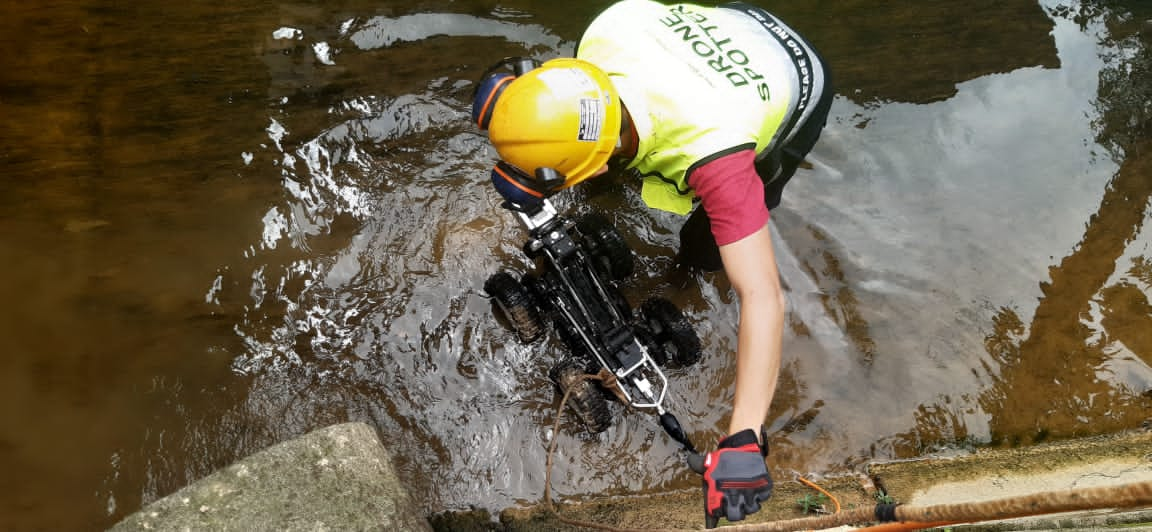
1;0;1151;530
979;2;1152;445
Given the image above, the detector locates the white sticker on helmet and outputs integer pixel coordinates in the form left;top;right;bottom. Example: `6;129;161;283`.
537;67;599;97
577;98;603;142
536;67;604;142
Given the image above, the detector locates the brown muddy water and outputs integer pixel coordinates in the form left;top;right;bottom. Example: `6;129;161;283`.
1;1;1151;530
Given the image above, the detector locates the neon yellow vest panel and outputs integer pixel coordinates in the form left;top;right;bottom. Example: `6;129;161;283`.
577;0;800;215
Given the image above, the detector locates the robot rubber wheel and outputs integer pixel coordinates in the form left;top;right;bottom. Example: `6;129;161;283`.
549;359;613;434
484;271;544;343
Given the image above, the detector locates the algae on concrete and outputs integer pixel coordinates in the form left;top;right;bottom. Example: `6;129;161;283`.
867;430;1152;508
452;430;1152;531
110;422;431;532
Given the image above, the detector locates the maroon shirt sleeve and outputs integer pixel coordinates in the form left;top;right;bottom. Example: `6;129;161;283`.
686;149;769;247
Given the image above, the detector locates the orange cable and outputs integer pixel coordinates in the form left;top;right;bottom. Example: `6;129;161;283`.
797;476;842;514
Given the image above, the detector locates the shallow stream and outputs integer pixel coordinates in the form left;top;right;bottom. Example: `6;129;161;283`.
1;1;1150;529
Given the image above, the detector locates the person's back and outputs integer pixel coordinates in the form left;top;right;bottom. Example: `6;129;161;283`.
577;0;830;217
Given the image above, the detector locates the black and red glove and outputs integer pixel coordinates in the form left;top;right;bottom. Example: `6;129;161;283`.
689;428;773;528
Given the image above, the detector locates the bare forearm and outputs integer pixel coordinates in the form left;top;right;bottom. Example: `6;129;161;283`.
729;293;784;436
718;224;786;438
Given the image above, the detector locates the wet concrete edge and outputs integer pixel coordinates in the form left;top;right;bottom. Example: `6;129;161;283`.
440;429;1152;531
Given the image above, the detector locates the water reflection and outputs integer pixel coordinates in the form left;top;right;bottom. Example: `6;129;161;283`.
979;141;1152;444
347;12;562;51
739;0;1152;467
978;2;1152;446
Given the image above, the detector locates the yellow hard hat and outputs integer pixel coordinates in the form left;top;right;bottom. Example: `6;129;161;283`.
473;58;622;191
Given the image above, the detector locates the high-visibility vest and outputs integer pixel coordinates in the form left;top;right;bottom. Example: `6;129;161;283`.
578;0;813;214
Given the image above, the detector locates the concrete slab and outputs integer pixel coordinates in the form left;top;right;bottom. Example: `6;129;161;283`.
111;423;432;532
443;429;1152;531
867;429;1152;531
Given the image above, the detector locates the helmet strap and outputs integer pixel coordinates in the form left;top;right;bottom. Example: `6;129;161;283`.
534;168;566;192
474;57;540;96
494;161;566;197
470;57;543;127
509;57;539;76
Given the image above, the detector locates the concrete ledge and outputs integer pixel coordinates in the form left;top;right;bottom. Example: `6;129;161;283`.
440;430;1152;531
111;422;431;532
868;429;1152;531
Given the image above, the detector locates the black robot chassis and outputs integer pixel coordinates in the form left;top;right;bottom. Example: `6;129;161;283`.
484;197;702;452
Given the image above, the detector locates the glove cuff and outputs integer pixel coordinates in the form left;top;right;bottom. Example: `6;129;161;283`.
718;428;769;457
718;428;760;449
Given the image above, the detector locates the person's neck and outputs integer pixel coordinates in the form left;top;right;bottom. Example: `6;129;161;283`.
620;104;639;161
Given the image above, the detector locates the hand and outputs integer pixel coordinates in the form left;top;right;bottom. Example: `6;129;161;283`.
687;428;773;528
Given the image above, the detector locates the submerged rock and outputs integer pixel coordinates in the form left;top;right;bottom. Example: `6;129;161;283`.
110;422;430;532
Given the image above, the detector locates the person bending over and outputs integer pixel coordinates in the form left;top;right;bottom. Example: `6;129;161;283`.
471;0;832;526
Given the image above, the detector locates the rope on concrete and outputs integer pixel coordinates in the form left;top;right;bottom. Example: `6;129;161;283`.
710;479;1152;532
542;373;1152;532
